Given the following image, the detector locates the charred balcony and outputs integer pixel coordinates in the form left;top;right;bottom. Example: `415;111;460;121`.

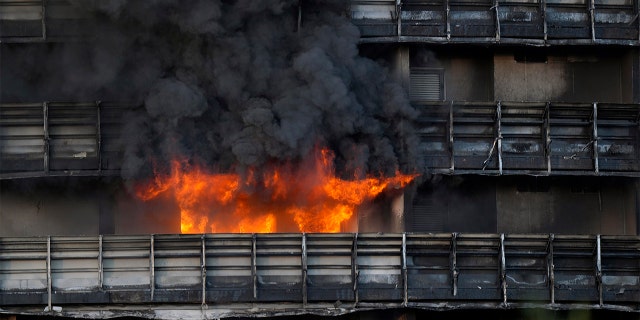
351;0;640;45
1;101;639;179
416;101;640;176
2;0;640;46
0;233;638;319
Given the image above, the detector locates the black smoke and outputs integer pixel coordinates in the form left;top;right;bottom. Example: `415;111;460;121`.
6;0;421;181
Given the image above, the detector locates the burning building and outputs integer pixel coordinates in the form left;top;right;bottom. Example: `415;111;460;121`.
0;0;639;319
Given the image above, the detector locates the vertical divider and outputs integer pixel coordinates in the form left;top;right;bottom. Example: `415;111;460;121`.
545;102;551;174
98;235;103;290
201;234;207;307
500;234;507;305
451;233;458;297
596;234;603;306
150;235;155;301
592;102;599;174
548;233;555;304
402;233;408;306
352;233;359;305
46;236;52;312
497;101;503;175
252;234;257;300
302;233;308;307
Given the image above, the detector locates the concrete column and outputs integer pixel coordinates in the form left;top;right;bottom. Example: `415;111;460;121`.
393;46;411;90
390;192;405;232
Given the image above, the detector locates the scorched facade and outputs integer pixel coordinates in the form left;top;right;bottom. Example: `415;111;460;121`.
0;0;639;319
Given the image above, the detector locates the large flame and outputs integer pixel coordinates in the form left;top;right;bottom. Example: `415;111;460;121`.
135;147;418;233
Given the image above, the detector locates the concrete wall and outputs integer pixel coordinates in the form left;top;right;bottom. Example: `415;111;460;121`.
410;46;494;101
0;179;103;236
496;177;637;235
405;176;498;233
494;48;635;103
0;178;179;237
408;176;638;235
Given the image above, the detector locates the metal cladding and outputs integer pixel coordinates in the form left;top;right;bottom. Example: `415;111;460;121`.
0;233;639;318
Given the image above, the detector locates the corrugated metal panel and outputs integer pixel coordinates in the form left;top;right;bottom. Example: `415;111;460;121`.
410;72;442;101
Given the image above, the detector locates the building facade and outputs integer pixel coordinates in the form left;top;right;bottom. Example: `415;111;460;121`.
0;0;639;319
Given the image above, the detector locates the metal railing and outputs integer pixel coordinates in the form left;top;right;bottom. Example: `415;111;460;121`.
1;101;639;178
350;0;640;45
2;1;638;45
0;101;131;179
416;101;640;176
0;233;638;317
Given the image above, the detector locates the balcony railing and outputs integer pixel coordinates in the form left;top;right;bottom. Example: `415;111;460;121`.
0;0;93;43
0;101;130;179
351;0;640;45
416;101;640;176
2;1;638;45
0;233;638;318
1;101;639;179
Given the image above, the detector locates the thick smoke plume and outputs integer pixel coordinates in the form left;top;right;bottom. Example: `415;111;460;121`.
2;1;420;182
76;0;420;181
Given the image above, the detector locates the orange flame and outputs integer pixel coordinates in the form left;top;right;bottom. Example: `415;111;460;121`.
135;147;418;233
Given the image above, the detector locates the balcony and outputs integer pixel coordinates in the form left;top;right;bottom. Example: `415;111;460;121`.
351;0;640;45
0;233;638;318
416;101;640;176
1;101;639;179
0;102;130;179
0;0;93;43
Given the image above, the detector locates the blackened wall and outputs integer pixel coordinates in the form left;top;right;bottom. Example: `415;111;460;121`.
407;176;638;235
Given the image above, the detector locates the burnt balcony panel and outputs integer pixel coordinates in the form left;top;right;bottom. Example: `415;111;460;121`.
152;234;202;303
503;234;551;301
0;103;45;173
1;233;640;313
45;0;92;39
596;104;640;173
47;102;99;171
356;233;403;301
498;0;545;39
449;0;497;37
600;236;640;303
552;235;599;302
417;101;640;176
254;234;303;302
451;102;498;170
204;234;254;303
401;0;447;37
0;0;43;40
500;102;547;171
594;0;639;40
351;0;398;37
0;237;48;305
406;233;454;300
545;0;592;39
306;234;355;302
101;235;152;304
547;103;595;171
0;0;91;42
454;234;501;300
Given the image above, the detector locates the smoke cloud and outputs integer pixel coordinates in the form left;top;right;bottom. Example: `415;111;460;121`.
4;0;421;183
